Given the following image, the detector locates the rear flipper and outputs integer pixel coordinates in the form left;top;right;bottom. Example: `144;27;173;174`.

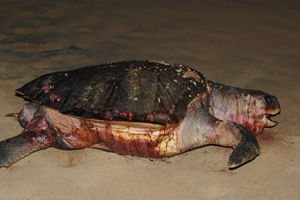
227;123;260;168
0;116;55;168
0;134;36;168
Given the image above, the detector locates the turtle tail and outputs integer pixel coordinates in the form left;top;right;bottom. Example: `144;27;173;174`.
227;123;261;168
0;116;56;168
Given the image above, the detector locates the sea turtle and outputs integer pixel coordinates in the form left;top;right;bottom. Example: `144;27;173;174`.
0;60;280;168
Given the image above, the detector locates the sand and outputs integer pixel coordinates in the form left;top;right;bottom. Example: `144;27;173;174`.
0;0;299;199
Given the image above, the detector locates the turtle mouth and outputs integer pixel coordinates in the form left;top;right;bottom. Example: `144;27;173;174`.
263;95;281;128
264;108;280;127
264;115;278;127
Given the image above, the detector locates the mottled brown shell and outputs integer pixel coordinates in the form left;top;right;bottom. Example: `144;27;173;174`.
16;60;206;125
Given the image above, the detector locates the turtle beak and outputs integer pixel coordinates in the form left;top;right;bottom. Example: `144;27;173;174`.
263;95;281;127
263;114;279;127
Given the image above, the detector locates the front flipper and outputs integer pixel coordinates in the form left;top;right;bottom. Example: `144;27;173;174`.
227;123;260;168
206;120;260;168
176;97;261;168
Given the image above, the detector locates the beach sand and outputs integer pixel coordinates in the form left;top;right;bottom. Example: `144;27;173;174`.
0;0;299;199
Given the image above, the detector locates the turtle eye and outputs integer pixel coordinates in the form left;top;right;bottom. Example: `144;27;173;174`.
263;95;272;104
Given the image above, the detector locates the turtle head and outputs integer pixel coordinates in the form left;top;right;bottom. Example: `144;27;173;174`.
207;81;281;135
230;90;281;135
251;92;280;131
